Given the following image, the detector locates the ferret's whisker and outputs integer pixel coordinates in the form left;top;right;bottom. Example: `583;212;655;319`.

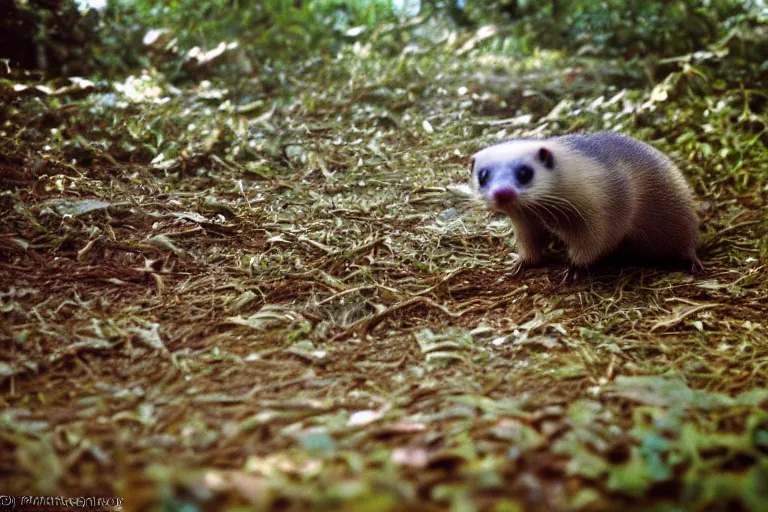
535;197;574;227
534;197;576;228
522;202;549;228
553;196;587;224
555;197;588;225
522;202;550;225
533;201;563;227
538;194;587;225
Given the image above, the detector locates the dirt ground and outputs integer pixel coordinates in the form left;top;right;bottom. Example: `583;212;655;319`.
2;36;768;510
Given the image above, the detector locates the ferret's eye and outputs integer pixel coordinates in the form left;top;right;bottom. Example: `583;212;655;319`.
477;168;490;188
516;165;534;186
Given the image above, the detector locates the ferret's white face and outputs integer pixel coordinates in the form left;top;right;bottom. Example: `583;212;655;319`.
470;140;555;215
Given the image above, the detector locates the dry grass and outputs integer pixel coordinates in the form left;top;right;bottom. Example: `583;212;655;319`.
2;25;768;511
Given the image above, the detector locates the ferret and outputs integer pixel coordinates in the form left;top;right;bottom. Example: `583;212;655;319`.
469;132;703;276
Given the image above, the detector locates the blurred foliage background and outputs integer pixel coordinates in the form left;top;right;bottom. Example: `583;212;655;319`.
4;0;764;168
3;0;767;84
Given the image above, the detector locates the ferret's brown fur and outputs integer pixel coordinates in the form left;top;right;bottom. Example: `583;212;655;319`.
470;132;702;273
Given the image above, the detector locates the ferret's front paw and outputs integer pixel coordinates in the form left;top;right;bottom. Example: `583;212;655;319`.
690;257;705;275
510;254;539;276
510;258;525;276
558;265;589;285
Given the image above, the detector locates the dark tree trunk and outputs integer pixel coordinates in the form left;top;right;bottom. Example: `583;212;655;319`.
501;0;519;19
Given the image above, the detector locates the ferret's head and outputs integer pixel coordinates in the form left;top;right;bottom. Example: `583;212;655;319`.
470;140;555;215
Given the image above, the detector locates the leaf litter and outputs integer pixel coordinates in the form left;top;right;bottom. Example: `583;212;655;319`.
1;14;768;512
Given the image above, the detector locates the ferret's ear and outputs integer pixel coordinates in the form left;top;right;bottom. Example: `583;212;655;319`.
538;148;554;169
469;157;475;175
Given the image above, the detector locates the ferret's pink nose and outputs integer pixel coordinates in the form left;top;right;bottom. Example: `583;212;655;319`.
493;188;518;204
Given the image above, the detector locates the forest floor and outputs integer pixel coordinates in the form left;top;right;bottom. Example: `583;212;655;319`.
2;19;768;511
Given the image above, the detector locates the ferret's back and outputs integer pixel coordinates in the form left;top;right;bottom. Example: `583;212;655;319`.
560;132;697;260
558;132;672;173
